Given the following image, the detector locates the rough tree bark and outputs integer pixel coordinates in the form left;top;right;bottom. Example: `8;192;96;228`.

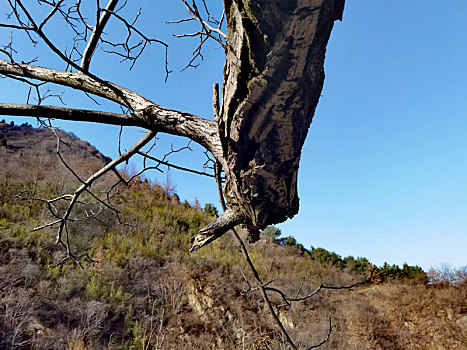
192;0;345;249
0;0;345;252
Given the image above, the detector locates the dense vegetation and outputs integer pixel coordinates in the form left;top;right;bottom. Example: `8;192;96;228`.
0;124;466;349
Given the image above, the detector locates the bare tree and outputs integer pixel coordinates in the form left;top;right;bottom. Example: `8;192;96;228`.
0;0;344;248
0;0;348;348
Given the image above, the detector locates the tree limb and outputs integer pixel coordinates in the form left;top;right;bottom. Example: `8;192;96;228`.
49;130;156;266
81;0;120;71
136;151;216;178
0;60;222;158
0;59;152;108
0;103;144;127
266;272;374;310
189;209;244;252
305;318;332;350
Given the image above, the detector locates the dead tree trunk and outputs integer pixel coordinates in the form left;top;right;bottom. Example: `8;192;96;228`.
191;0;345;249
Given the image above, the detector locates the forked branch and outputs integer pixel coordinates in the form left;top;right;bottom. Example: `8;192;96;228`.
271;271;374;310
32;130;157;267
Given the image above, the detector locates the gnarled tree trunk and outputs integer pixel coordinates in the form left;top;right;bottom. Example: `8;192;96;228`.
192;0;344;249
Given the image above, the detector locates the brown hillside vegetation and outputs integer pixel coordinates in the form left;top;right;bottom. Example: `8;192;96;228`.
0;125;466;349
0;121;111;179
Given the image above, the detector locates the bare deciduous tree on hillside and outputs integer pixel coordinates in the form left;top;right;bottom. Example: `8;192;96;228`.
0;0;350;348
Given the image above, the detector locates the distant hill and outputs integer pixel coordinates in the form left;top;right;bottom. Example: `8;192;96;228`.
0;123;465;350
0;121;110;180
0;121;116;202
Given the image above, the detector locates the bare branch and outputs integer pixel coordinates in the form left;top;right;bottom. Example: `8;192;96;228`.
276;270;374;306
214;161;227;211
212;82;220;121
0;103;144;127
136;151;216;178
305;318;332;350
0;61;222;157
210;128;334;349
38;0;65;31
74;130;156;192
0;59;151;108
179;34;208;71
0;23;34;31
199;17;226;39
212;84;227;213
180;0;226;43
190;209;244;252
230;228;298;350
5;0;38;44
48;253;96;268
11;0;85;73
81;0;120;71
32;219;61;231
168;0;226;70
32;130;156;266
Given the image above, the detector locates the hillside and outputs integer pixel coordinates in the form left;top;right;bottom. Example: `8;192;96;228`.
0;121;110;178
0;124;466;349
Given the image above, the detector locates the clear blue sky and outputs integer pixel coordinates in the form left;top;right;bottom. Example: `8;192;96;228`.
1;1;465;270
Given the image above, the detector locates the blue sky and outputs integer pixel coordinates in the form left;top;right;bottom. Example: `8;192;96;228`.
1;1;465;270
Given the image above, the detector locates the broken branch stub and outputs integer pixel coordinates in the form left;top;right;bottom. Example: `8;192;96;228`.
190;209;244;252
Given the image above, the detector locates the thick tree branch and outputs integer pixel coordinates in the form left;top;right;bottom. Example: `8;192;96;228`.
0;59;151;108
137;105;222;160
220;0;346;233
0;60;222;158
188;81;236;253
